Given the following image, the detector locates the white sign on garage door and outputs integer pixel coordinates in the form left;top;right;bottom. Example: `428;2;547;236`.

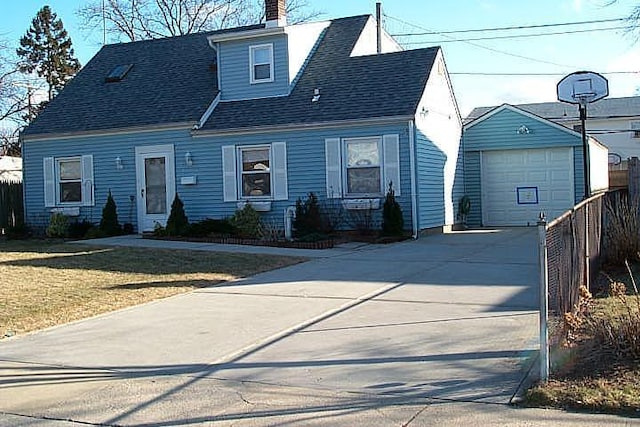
481;147;575;226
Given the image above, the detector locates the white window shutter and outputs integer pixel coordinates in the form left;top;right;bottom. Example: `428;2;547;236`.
325;138;342;198
81;155;95;206
383;134;401;196
271;142;288;200
43;157;55;207
222;145;237;202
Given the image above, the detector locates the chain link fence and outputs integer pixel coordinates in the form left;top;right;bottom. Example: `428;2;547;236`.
538;190;619;379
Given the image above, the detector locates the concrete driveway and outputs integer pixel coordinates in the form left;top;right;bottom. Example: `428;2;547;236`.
0;228;633;426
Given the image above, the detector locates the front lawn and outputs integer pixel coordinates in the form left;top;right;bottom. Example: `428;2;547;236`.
0;240;305;338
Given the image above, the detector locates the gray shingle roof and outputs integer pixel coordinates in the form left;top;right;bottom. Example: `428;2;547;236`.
22;24;264;137
200;16;439;131
23;16;438;137
466;95;640;124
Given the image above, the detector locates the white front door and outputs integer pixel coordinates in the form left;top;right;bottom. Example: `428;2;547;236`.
135;144;176;232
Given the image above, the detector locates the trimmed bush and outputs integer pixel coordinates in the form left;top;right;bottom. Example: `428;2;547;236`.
187;218;236;237
165;194;189;236
100;190;121;236
68;219;94;239
230;204;262;239
293;192;323;238
46;212;69;238
381;182;404;236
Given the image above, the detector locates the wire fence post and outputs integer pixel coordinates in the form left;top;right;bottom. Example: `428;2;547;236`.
538;212;549;382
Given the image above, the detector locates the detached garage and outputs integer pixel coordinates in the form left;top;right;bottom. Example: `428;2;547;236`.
463;104;608;227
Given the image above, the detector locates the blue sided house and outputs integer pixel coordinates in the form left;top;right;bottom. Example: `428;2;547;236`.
21;0;464;237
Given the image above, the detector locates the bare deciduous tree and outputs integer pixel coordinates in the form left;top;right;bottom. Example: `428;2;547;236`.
77;0;322;42
0;41;34;157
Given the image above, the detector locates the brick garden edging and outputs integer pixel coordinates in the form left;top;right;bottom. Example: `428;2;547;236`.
143;234;335;250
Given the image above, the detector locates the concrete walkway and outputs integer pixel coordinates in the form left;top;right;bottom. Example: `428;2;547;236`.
1;228;637;426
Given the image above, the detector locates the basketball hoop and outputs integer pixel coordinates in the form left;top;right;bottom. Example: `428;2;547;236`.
557;71;608;106
557;71;609;200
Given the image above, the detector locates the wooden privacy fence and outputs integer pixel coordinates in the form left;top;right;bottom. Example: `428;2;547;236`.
0;181;24;231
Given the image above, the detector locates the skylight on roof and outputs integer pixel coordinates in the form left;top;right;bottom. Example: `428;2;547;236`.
105;64;133;82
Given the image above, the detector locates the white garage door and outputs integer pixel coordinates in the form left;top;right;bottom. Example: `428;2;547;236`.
481;147;575;226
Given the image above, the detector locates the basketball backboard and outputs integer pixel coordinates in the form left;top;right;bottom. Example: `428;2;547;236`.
557;71;608;106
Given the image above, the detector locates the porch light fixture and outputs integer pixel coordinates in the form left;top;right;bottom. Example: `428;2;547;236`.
115;156;123;170
185;151;193;166
516;125;530;135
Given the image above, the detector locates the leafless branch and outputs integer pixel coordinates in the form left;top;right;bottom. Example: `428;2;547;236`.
76;0;323;42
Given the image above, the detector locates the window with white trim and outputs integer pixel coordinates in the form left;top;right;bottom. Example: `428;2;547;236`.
250;44;274;84
631;121;640;139
239;146;271;198
325;134;400;200
221;142;288;202
43;155;94;208
344;137;383;197
57;158;82;203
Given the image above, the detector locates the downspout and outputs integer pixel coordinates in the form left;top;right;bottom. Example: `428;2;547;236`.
409;120;418;239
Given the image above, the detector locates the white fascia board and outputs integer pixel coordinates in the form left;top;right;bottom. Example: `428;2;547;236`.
192;115;413;138
464;103;583;137
207;27;284;44
22;122;194;142
588;135;608;151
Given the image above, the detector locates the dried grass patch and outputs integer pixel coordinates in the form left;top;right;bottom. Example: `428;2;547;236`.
0;240;304;337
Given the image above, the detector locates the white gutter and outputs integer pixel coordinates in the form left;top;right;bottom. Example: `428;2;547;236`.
408;120;418;239
22;122;194;142
207;26;284;44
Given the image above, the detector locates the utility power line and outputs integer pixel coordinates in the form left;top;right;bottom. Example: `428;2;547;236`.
449;71;640;76
391;17;626;36
403;25;627;44
384;14;578;69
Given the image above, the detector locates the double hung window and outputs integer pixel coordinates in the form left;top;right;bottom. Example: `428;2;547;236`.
250;44;274;84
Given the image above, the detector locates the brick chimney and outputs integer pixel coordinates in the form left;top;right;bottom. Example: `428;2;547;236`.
265;0;287;28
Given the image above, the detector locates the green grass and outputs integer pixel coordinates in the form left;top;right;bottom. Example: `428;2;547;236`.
0;240;305;338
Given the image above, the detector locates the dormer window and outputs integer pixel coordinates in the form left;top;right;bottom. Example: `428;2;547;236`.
250;44;274;84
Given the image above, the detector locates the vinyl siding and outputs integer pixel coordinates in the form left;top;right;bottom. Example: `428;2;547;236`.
23;123;415;233
463;151;482;226
23;128;192;232
415;129;446;228
464;108;581;152
190;123;414;231
413;50;463;230
463;107;584;226
218;35;290;101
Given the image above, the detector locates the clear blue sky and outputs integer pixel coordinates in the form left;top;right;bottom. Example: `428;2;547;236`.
1;0;638;115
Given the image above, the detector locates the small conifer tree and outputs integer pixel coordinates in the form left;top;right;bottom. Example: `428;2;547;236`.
382;182;404;236
165;194;189;236
100;190;121;236
293;192;322;238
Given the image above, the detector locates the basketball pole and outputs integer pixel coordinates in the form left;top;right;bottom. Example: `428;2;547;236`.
579;103;590;199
